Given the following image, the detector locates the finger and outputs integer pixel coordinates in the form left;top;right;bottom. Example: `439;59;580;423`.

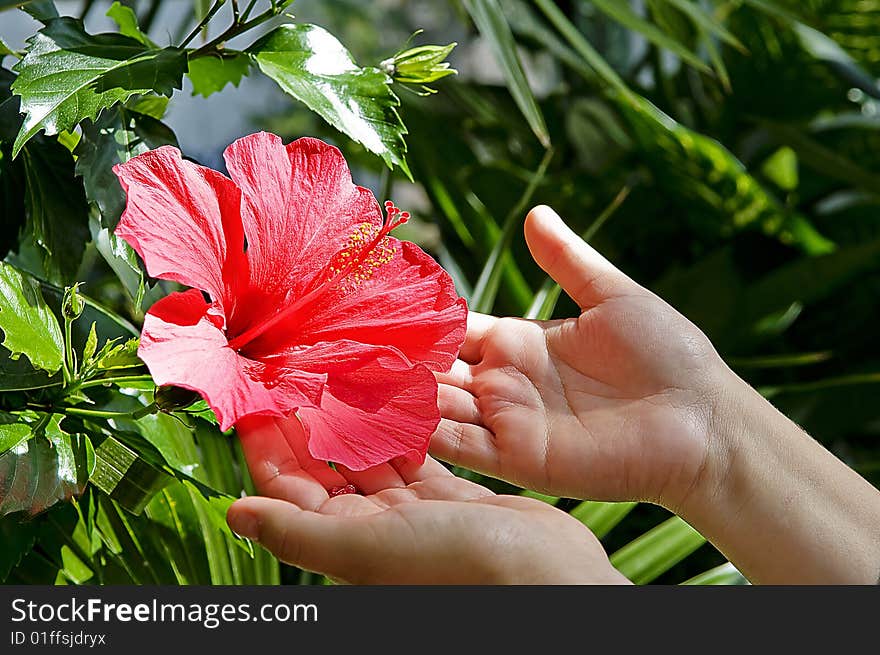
235;416;331;510
438;383;483;425
227;497;378;580
524;205;642;309
459;312;497;363
336;462;406;494
407;475;495;502
391;454;453;485
434;359;474;390
275;417;349;489
429;418;499;475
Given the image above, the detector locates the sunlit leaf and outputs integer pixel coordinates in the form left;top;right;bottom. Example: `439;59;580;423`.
0;419;95;517
106;1;155;47
11;17;186;156
570;500;638;539
610;516;706;584
187;53;251;98
0;262;64;372
681;562;749;585
250;24;409;175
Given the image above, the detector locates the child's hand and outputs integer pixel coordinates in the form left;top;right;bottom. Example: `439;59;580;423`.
432;205;727;510
228;415;629;585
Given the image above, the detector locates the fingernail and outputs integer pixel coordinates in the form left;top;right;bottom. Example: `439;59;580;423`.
228;511;259;540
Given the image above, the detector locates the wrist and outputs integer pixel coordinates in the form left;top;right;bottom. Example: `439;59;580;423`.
667;364;880;584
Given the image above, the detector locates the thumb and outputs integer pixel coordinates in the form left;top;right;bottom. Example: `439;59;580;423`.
524;205;640;309
227;497;379;582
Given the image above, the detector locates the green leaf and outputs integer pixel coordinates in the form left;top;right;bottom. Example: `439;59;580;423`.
0;261;64;372
11;17;186;157
19;134;91;283
618;95;835;254
106;1;156;47
569;500;638;539
534;0;632;96
0;419;94;517
249;24;409;175
610;516;706;584
82;321;98;363
656;0;745;52
0;515;38;581
0;412;34;456
463;0;550;147
590;0;710;73
470;148;553;312
0;37;15;58
0;144;27;262
187;53;251;98
89;432;171;515
76;104;178;227
761;146;799;191
681;562;749;585
20;0;56;21
143;483;211;584
95;337;140;370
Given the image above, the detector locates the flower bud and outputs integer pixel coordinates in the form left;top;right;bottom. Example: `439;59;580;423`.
154;385;202;412
62;284;84;320
381;40;457;94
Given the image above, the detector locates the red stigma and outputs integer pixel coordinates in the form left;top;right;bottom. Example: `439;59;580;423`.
329;484;359;497
384;201;409;229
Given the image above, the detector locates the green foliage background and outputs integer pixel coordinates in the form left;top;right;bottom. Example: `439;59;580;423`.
1;0;878;586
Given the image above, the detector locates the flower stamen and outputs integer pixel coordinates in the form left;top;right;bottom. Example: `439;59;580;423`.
227;202;409;352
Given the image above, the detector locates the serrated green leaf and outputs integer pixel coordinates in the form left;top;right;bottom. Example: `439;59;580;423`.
0;261;64;372
18;131;91;283
95;337;140;370
187;53;251;98
249;24;409;175
11;17;186;157
106;1;156;48
20;0;56;21
0;419;94;517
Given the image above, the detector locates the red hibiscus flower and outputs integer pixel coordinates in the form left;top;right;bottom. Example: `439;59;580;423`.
113;132;467;470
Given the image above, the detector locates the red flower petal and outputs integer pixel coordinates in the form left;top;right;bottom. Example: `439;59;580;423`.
249;240;467;372
222;133;381;332
114;147;248;311
140;289;325;430
285;340;440;470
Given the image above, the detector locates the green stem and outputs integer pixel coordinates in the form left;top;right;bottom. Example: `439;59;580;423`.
53;406;137;420
78;375;154;389
62;318;74;385
180;0;227;48
240;0;259;21
190;5;281;58
23;404;133;420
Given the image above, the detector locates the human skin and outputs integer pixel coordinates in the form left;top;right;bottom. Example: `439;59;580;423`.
228;416;629;584
228;205;880;584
